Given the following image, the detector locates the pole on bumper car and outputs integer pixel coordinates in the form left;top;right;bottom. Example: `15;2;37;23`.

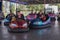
44;0;46;14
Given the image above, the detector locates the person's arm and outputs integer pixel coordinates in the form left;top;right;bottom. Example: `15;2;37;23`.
6;14;9;18
21;14;24;20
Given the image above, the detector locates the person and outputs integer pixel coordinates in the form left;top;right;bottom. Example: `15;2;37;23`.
37;10;49;21
26;10;37;24
16;11;24;20
34;11;37;14
27;10;37;19
29;10;34;15
37;10;44;18
6;12;15;21
16;11;25;26
28;10;37;17
57;13;60;18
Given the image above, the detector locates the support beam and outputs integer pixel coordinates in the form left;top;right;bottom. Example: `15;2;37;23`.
0;0;2;11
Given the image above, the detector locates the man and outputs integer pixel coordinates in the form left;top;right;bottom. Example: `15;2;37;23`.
37;10;44;18
6;12;15;21
16;11;24;20
16;11;25;26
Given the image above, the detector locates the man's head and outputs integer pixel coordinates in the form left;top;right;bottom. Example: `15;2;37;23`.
16;11;21;15
17;11;20;13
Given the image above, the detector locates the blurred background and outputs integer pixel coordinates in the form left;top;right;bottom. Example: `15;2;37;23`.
2;0;60;17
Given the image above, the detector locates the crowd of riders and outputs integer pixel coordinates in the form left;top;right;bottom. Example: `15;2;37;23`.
6;10;49;22
7;9;60;23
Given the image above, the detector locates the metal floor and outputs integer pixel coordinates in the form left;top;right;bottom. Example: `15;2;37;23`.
0;20;60;40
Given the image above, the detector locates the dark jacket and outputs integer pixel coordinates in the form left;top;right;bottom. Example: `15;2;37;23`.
16;14;24;20
6;14;15;21
37;13;44;18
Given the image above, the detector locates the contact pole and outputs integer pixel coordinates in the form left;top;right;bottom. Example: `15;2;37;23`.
44;0;46;14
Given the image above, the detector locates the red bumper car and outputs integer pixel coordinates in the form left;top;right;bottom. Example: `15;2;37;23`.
8;17;29;32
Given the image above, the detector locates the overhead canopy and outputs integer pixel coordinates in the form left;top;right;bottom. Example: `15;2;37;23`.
3;0;60;4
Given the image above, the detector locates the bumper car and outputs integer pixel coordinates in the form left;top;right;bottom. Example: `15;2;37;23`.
48;13;56;21
8;17;29;32
26;14;37;24
4;19;10;26
29;15;51;29
57;14;60;21
4;17;11;26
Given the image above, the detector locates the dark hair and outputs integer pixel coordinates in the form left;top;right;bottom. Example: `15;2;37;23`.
16;11;21;16
16;10;21;13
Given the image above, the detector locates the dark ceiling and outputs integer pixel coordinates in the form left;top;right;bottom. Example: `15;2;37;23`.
2;0;60;4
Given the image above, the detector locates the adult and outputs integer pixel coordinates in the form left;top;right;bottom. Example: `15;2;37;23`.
37;10;44;18
16;11;24;20
6;12;15;21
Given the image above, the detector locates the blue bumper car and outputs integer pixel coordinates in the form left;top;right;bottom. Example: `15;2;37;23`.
26;14;37;24
29;17;51;29
4;17;11;26
57;14;60;21
26;14;37;21
48;13;56;21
